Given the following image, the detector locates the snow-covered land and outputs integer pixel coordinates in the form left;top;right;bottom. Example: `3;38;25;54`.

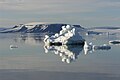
86;26;120;35
0;22;85;33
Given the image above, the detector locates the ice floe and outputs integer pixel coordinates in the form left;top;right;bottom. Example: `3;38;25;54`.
109;40;120;45
10;45;18;50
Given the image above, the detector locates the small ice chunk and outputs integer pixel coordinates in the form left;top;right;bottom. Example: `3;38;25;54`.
10;45;18;50
71;28;75;35
66;25;70;29
60;30;63;35
66;59;70;63
62;26;66;31
55;33;59;37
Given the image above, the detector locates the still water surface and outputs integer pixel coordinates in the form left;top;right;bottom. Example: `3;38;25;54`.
0;33;120;80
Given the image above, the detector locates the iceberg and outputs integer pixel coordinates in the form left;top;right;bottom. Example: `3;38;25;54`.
44;25;85;46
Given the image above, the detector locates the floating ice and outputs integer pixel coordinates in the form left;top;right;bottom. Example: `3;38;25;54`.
109;40;120;45
10;45;18;50
44;25;85;46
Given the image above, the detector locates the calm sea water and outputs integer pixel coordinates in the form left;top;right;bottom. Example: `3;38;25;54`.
0;33;120;80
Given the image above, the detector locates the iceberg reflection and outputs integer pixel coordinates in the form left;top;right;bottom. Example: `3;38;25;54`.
44;41;112;63
44;45;83;63
84;41;111;55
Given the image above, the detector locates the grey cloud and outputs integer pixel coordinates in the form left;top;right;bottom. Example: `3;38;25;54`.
0;0;97;12
96;1;120;8
0;0;120;27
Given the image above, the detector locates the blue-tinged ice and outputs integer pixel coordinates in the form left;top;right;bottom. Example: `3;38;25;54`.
44;25;85;45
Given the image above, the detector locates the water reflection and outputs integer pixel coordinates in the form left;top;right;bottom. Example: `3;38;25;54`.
84;41;111;55
44;45;83;63
13;33;44;45
44;41;112;63
7;33;112;62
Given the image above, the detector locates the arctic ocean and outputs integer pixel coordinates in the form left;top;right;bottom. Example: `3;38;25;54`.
0;24;120;80
1;0;120;79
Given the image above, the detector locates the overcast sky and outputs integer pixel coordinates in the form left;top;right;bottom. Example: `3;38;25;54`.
0;0;120;28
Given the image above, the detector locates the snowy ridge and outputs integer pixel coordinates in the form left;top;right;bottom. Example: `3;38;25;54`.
0;22;84;33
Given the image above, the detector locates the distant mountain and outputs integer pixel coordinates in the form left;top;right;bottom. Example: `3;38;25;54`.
0;22;85;34
86;26;120;35
0;28;7;31
88;26;120;30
